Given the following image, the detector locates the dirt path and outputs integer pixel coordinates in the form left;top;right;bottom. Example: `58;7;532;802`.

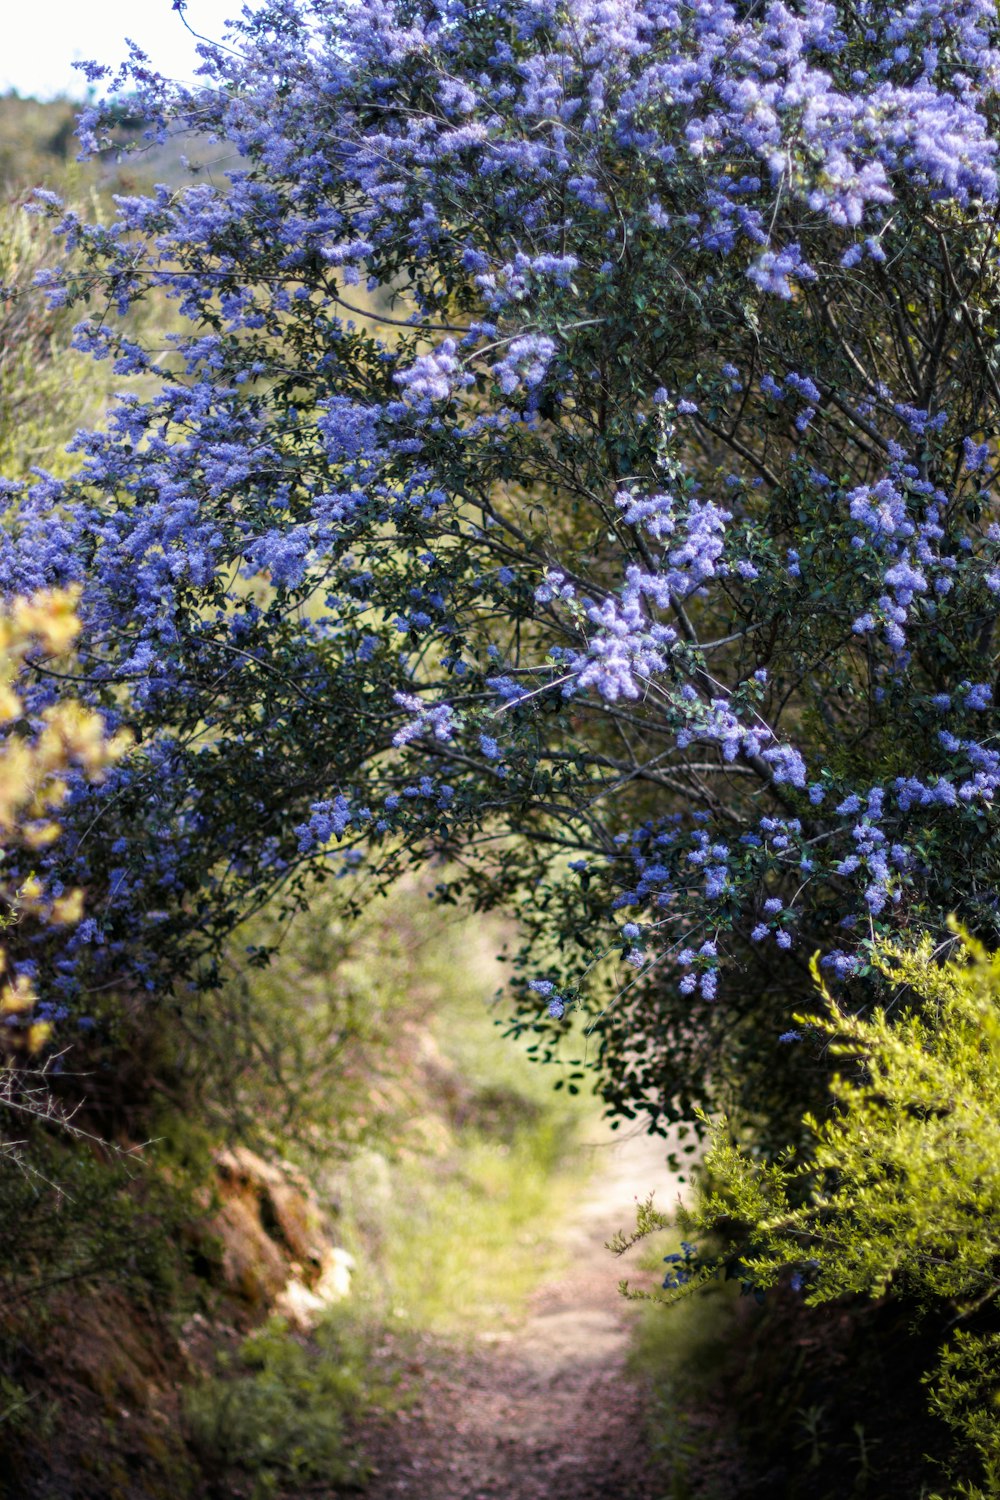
361;1126;682;1500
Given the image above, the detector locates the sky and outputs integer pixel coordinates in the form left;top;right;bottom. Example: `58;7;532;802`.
1;0;242;101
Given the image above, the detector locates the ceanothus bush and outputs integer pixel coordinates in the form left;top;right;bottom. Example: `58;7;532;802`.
9;0;1000;1139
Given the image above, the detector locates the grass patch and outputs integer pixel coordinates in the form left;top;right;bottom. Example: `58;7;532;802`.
351;1110;585;1334
629;1243;742;1402
184;883;604;1495
623;1229;748;1500
184;1309;390;1498
326;894;599;1335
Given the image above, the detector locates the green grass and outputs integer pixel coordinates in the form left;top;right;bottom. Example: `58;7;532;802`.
177;881;603;1497
622;1230;747;1500
352;1113;586;1334
184;1310;386;1498
238;879;594;1335
177;878;603;1497
336;905;598;1334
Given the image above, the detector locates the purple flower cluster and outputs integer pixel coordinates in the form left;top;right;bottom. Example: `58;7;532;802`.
396;339;465;403
7;0;1000;1128
491;335;557;396
571;572;679;701
295;796;371;853
391;692;457;748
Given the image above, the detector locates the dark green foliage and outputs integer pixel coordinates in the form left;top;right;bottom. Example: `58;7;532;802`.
0;1130;197;1309
184;1313;381;1498
629;1271;951;1500
628;933;1000;1497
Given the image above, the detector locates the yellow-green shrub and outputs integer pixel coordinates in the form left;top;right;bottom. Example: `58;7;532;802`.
674;932;1000;1497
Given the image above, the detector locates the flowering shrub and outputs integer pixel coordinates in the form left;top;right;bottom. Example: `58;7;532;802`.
8;0;1000;1139
665;932;1000;1497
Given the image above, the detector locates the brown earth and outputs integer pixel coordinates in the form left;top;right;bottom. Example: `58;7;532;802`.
358;1128;682;1500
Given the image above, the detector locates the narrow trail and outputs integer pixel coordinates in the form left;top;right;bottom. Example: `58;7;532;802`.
361;1127;682;1500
